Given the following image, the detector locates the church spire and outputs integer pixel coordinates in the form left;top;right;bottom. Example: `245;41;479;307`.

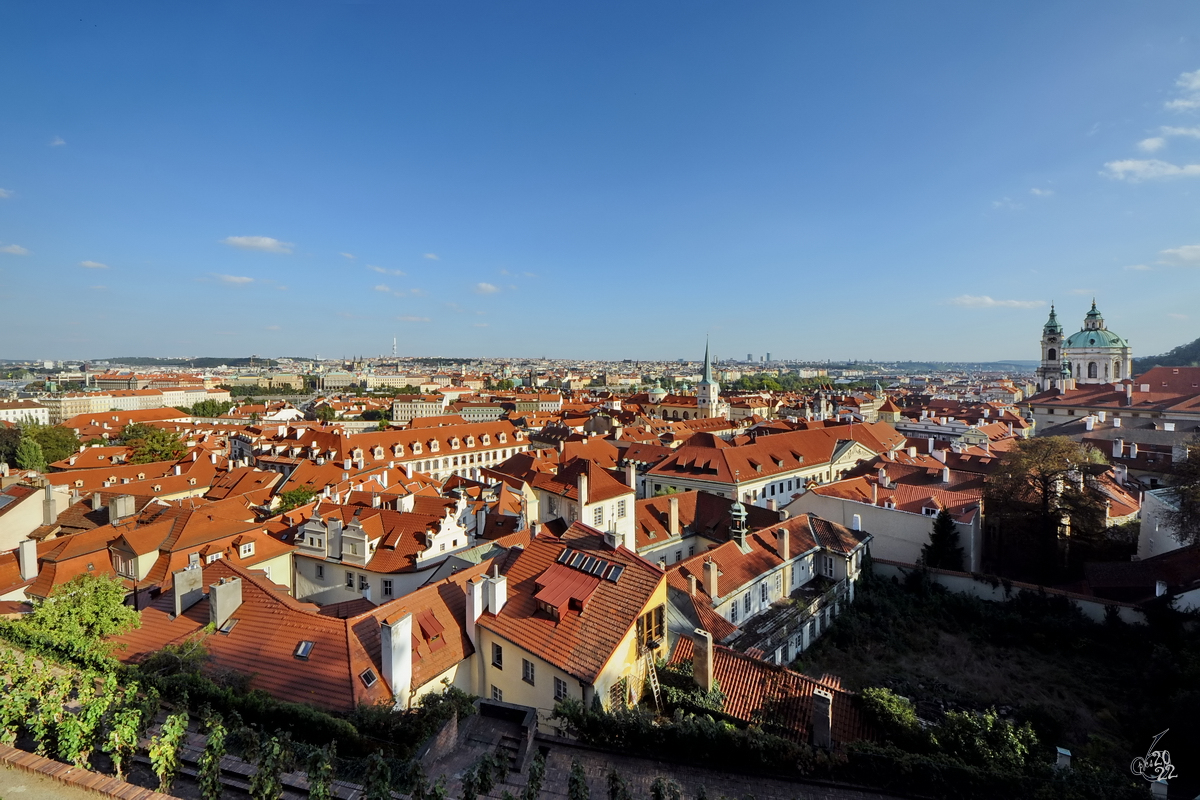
702;336;714;384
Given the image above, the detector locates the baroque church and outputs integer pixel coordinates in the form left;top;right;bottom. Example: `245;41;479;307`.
1036;301;1133;392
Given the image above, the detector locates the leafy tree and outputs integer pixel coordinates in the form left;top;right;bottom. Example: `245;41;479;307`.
57;671;111;768
649;777;681;800
315;405;337;423
363;751;393;800
920;509;965;571
606;769;631;800
29;424;81;465
522;750;546;800
26;573;141;644
14;434;46;471
461;763;479;800
191;399;235;418
0;425;20;465
198;713;228;800
1164;436;1200;546
307;741;336;800
149;710;189;793
250;733;292;800
103;704;145;780
568;761;590;800
121;423;186;464
277;486;318;513
477;752;500;797
495;379;514;391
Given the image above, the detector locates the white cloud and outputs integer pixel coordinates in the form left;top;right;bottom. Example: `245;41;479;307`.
49;136;65;147
398;315;431;322
1137;137;1166;153
341;252;356;259
0;244;29;255
1102;159;1200;181
473;282;500;294
80;260;108;269
522;271;537;278
221;235;293;253
1161;126;1200;138
473;323;489;328
1029;188;1054;197
948;295;1044;309
991;197;1023;210
1124;263;1152;271
1168;313;1188;320
1159;244;1200;263
499;269;511;276
423;253;439;260
1166;68;1200;111
0;188;12;198
368;265;406;276
213;273;253;284
373;284;392;293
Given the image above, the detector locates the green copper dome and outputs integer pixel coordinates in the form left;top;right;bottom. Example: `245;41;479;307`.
1064;328;1129;348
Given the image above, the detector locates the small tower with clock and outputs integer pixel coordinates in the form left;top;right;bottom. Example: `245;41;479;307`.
1036;305;1066;392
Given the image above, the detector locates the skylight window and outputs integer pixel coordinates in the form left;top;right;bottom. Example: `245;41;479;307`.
218;617;238;634
294;640;315;659
360;668;378;688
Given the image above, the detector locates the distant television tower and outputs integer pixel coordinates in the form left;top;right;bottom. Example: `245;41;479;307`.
392;337;397;358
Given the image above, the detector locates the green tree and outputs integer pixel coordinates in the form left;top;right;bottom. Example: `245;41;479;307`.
26;573;141;645
568;761;590;800
315;405;337;423
920;509;965;571
495;379;514;391
190;399;235;418
14;435;46;471
522;751;546;800
30;424;81;465
198;713;228;800
276;486;318;513
149;710;189;793
606;769;630;800
0;425;20;465
103;704;145;780
122;424;186;464
250;733;292;800
307;741;336;800
1164;436;1200;547
363;751;393;800
649;777;680;800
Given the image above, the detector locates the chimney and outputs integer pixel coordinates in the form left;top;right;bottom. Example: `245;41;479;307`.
91;492;103;511
381;612;414;709
767;498;777;512
1055;747;1071;770
405;462;414;480
871;481;879;505
693;629;715;692
1125;384;1133;406
1156;580;1168;598
703;560;720;599
42;484;55;526
779;526;790;561
466;576;485;648
108;494;135;523
173;564;205;617
328;516;344;557
1129;443;1138;459
18;539;37;581
484;566;508;614
209;577;243;630
811;688;833;749
927;436;934;453
931;448;946;463
851;514;861;531
907;446;917;458
173;464;182;476
1113;438;1124;458
1097;410;1107;423
668;495;680;539
625;462;637;491
687;574;698;596
577;470;588;508
1084;416;1094;431
942;466;950;484
210;453;217;464
372;492;381;509
344;458;352;470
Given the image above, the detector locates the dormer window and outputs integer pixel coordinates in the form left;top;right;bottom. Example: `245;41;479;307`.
412;443;422;455
137;473;146;480
498;433;507;443
481;434;491;446
515;432;524;441
465;436;475;448
450;438;461;450
373;447;384;460
393;444;404;457
429;440;440;452
239;542;255;558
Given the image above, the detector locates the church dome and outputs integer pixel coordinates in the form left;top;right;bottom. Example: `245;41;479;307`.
1064;328;1128;348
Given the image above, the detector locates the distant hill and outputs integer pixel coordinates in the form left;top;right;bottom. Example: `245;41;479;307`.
105;356;285;369
1133;336;1200;373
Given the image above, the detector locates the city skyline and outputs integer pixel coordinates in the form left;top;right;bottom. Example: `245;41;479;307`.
2;3;1199;360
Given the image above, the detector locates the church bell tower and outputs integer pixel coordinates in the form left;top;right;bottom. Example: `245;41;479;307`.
1037;305;1065;392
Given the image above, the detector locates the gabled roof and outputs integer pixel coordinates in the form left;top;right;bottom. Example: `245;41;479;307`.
529;458;633;504
634;491;779;550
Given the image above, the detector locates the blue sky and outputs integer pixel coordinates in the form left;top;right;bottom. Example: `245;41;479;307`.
1;2;1198;363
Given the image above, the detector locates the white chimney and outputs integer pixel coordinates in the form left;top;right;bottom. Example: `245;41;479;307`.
381;613;414;709
18;539;38;581
405;462;414;480
1129;443;1138;459
703;560;720;599
1113;417;1121;428
692;629;715;692
1097;410;1106;423
173;564;205;617
174;464;182;476
577;471;588;509
42;484;55;526
851;514;861;531
811;688;833;749
209;577;243;629
1084;416;1094;431
687;574;698;596
625;462;637;491
484;566;507;614
668;495;680;539
942;466;950;484
466;576;485;648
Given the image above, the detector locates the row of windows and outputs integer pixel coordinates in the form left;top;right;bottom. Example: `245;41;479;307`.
489;644;570;702
329;566;394;598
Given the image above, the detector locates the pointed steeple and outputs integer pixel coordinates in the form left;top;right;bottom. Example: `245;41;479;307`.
702;336;714;384
1043;304;1063;334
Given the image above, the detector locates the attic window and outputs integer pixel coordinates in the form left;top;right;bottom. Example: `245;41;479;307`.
360;668;378;688
429;440;440;452
412;443;422;455
498;433;507;443
137;473;146;480
218;617;238;634
74;480;83;488
466;436;475;447
373;447;384;459
294;640;315;659
450;438;461;450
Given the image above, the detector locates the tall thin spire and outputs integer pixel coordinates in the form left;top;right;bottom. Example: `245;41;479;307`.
702;336;713;384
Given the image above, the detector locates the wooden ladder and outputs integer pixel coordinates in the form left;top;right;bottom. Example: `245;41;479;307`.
644;652;662;711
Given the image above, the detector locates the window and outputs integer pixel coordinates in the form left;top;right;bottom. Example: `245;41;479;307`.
346;571;355;588
492;643;503;668
554;676;568;702
775;573;782;593
218;617;238;634
593;506;603;526
383;579;393;597
617;499;627;518
294;640;315;659
635;604;665;652
731;602;739;623
674;550;682;563
205;553;221;564
360;668;378;688
522;658;535;685
239;542;254;558
316;564;324;579
548;497;558;515
760;582;769;603
823;555;835;578
359;575;369;591
688;545;695;556
743;593;751;613
492;685;503;702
